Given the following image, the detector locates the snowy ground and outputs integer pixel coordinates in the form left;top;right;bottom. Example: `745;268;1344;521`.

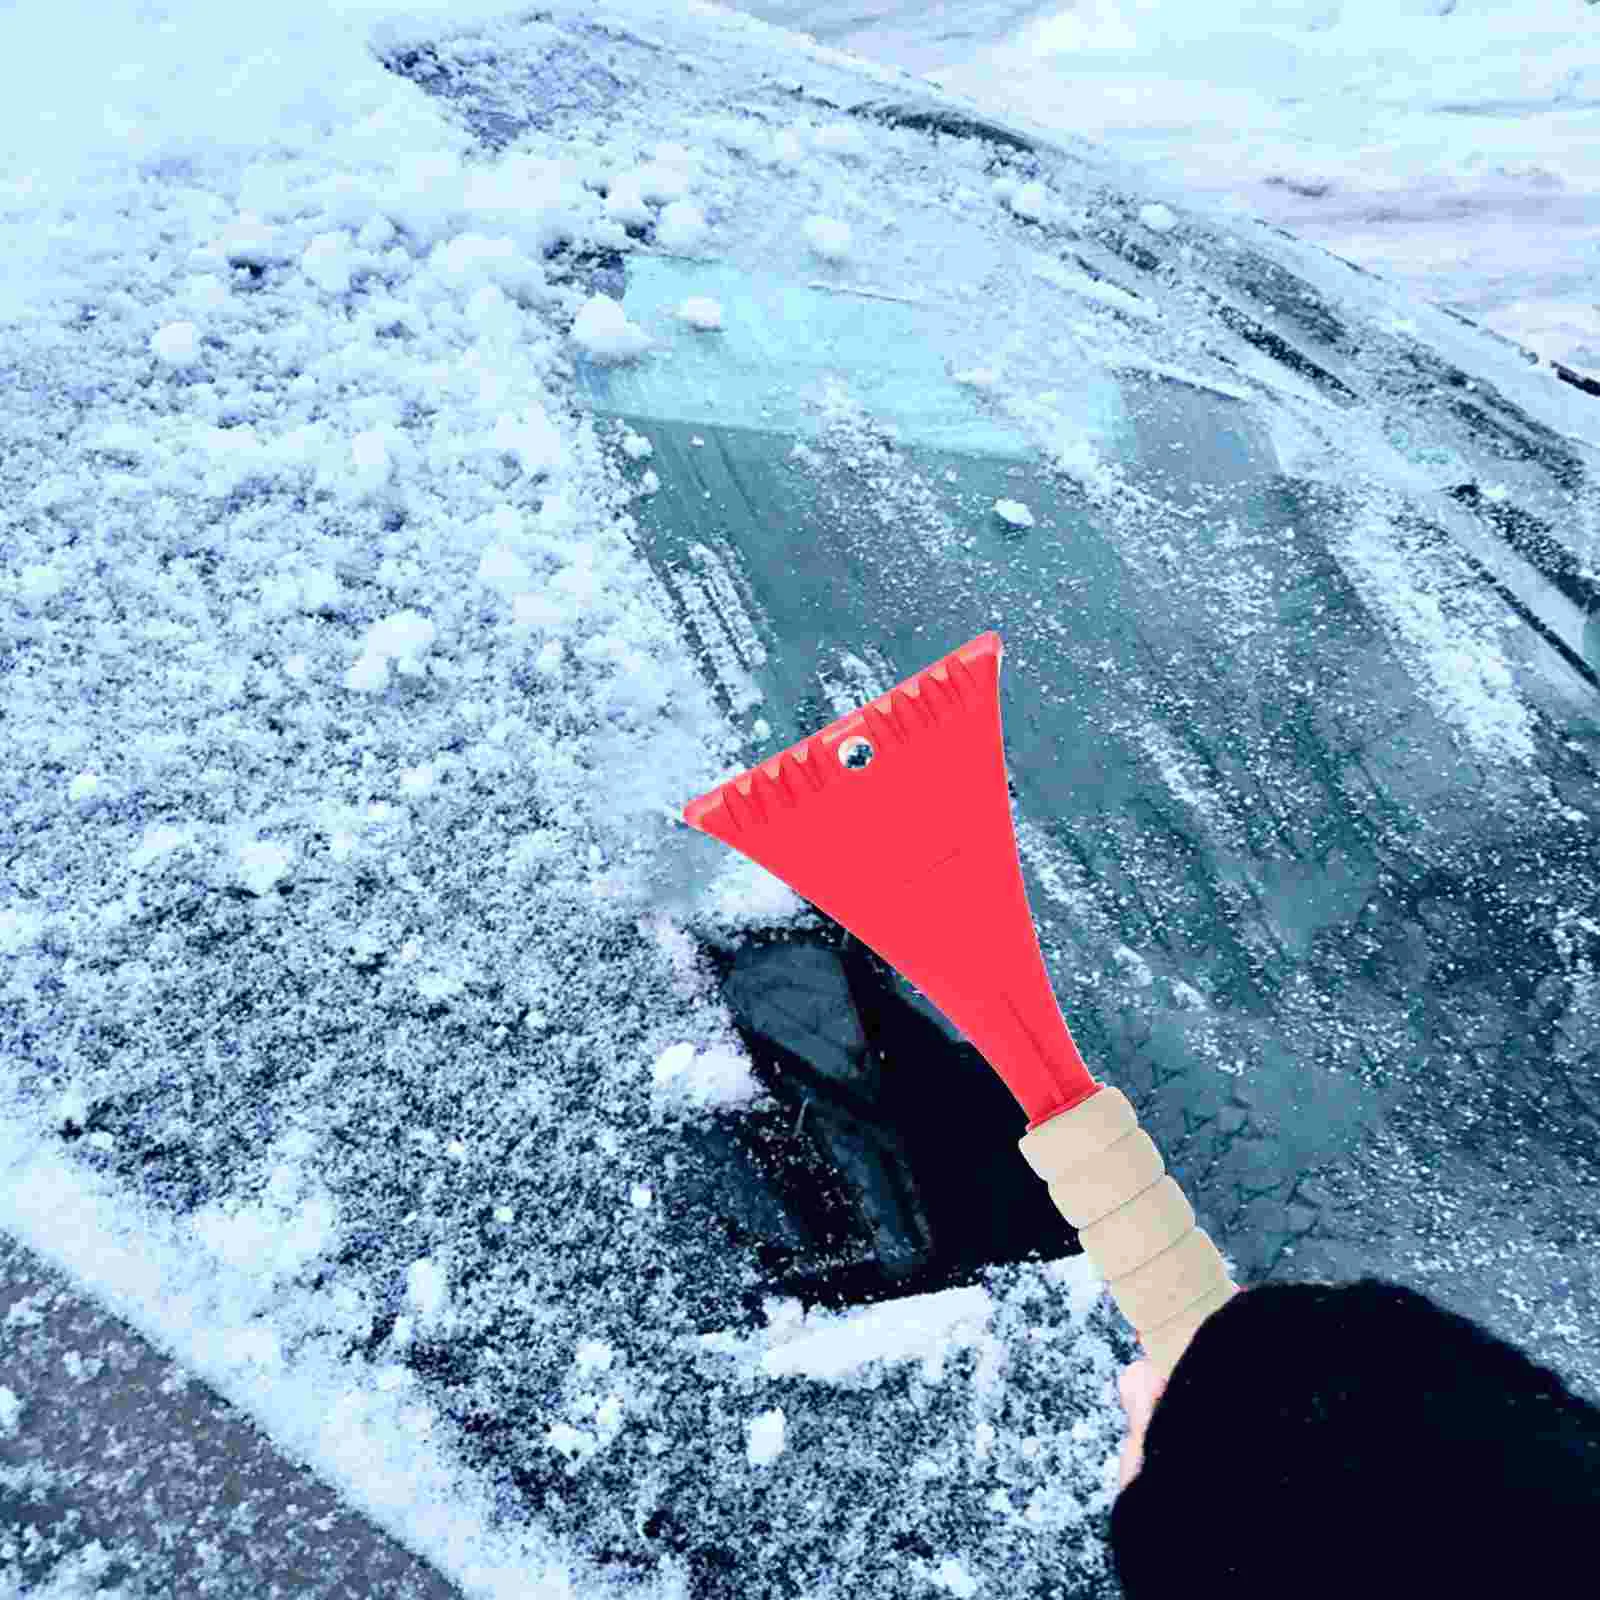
732;0;1600;378
2;0;1597;1596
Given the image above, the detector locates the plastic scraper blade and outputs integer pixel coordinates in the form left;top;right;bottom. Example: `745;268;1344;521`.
680;631;1099;1131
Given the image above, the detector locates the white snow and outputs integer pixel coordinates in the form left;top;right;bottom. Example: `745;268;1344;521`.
929;1557;980;1598
0;1385;21;1440
759;1283;996;1381
676;295;725;330
571;292;654;361
149;320;200;366
347;609;438;693
802;214;853;260
656;199;709;253
1008;181;1051;221
650;1040;766;1112
302;231;356;293
746;1406;786;1465
237;837;294;895
406;1258;450;1329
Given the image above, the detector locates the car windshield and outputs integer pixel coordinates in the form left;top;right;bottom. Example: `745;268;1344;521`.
577;243;1600;1146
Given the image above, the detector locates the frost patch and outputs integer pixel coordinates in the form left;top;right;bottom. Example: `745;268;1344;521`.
1332;510;1536;765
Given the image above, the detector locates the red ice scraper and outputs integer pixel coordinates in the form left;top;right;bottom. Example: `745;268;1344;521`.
681;630;1237;1377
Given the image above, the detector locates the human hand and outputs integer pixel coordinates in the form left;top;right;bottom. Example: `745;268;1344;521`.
1115;1284;1245;1489
1116;1358;1167;1491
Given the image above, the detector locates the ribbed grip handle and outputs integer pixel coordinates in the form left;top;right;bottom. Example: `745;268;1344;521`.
1019;1086;1238;1379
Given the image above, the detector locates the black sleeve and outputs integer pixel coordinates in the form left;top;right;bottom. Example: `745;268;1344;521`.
1109;1277;1600;1600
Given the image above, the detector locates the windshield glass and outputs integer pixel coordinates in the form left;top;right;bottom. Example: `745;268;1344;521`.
577;180;1600;1272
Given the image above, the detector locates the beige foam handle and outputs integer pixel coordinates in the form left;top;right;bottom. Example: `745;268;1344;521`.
1019;1085;1238;1379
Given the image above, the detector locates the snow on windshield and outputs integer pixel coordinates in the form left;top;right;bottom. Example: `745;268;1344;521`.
0;0;1596;1596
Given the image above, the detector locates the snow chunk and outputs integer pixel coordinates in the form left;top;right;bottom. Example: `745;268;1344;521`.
478;543;533;588
68;772;101;803
351;428;390;478
301;232;354;294
0;903;42;957
634;159;693;204
656;200;708;253
346;609;436;694
131;823;190;870
150;320;200;366
650;1041;764;1112
192;1191;337;1286
237;838;293;896
1009;181;1050;221
676;296;724;331
18;562;63;603
747;1407;786;1466
407;1257;449;1329
575;1339;614;1373
216;217;286;267
430;232;544;304
993;499;1036;529
930;1557;980;1597
0;1386;21;1440
761;1283;994;1380
345;652;390;694
630;1184;654;1209
1138;202;1178;233
812;123;868;159
604;177;651;227
89;420;148;457
571;294;652;363
492;405;565;476
803;215;852;261
620;429;654;459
